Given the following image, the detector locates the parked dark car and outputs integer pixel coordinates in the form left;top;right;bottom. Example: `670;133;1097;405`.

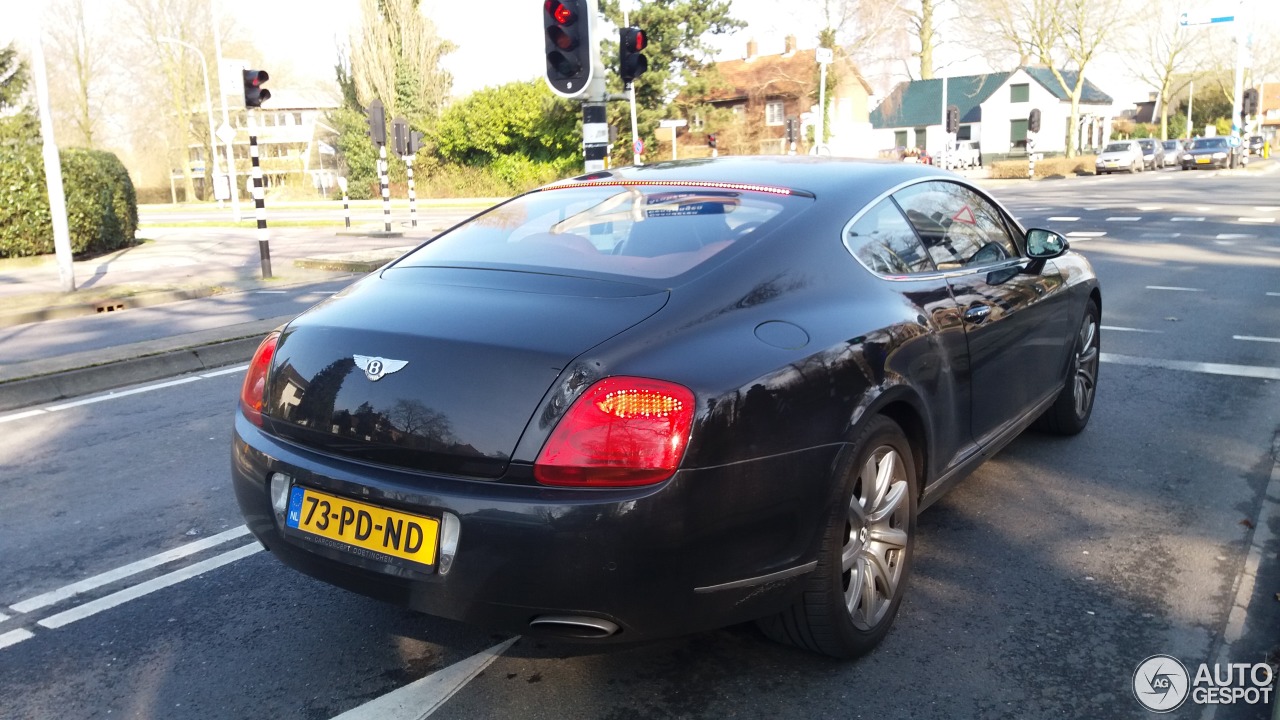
232;158;1101;659
1247;135;1264;156
1180;136;1244;169
1137;138;1164;169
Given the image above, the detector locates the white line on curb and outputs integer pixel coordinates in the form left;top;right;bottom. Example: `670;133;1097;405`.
0;410;43;425
201;364;250;378
10;526;251;614
331;637;520;720
38;543;262;630
46;377;203;411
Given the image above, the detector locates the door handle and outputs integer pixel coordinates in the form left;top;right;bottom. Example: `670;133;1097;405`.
963;304;992;324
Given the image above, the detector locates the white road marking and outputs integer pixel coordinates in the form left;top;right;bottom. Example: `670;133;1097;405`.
1066;231;1107;238
201;364;250;379
1268;292;1280;297
38;543;262;630
0;409;44;425
255;290;288;294
1237;217;1275;223
1101;326;1162;334
1256;206;1280;211
10;526;251;614
331;637;520;720
1047;216;1079;222
1201;446;1280;720
1146;286;1203;292
0;612;9;623
1101;353;1280;381
1233;336;1280;344
1216;234;1254;239
1106;216;1141;221
1137;205;1163;211
1170;217;1205;222
1194;206;1210;212
0;629;34;650
1140;232;1181;238
46;377;202;411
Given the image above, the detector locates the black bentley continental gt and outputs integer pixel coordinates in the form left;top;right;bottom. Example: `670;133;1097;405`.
233;157;1100;658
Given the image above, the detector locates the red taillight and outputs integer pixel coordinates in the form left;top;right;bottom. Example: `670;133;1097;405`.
239;332;279;426
535;377;695;487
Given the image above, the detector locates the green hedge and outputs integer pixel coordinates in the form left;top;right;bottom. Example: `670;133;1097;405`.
0;144;138;258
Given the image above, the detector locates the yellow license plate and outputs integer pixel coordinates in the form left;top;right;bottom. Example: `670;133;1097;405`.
285;487;439;568
1196;157;1211;164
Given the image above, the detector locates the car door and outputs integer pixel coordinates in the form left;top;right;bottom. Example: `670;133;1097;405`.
892;180;1070;447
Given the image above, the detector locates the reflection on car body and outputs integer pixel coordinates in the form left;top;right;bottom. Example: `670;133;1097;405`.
232;157;1101;659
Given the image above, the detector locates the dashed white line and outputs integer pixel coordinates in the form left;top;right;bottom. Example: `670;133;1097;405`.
1217;234;1255;239
0;612;9;623
331;637;519;720
1233;336;1280;344
1146;286;1204;292
1268;292;1280;297
0;629;34;650
1101;353;1280;381
1106;216;1142;221
1048;216;1079;222
1170;217;1206;222
1140;232;1181;238
1101;326;1162;334
38;543;262;630
10;526;251;614
1137;205;1163;211
1237;217;1276;223
255;290;288;294
1067;231;1107;238
1255;206;1280;212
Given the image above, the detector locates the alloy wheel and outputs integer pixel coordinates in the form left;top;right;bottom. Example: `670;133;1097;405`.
842;446;910;630
1072;313;1099;419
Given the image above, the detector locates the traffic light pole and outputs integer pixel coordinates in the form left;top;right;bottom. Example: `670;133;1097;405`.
628;84;641;166
583;102;608;172
379;146;392;233
404;155;417;228
248;122;272;278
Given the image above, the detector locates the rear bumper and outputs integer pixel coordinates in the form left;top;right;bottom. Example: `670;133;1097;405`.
232;414;840;642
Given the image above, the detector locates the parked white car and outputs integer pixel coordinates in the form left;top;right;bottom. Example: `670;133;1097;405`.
1094;140;1144;175
942;141;982;169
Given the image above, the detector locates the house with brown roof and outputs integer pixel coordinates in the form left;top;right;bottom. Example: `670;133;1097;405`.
1259;82;1280;142
686;36;875;156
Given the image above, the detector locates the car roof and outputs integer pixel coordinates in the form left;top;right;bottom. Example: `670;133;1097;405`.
548;156;955;203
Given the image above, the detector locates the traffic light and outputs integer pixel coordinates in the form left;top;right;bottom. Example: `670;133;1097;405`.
619;27;647;85
243;69;270;108
366;99;386;146
707;133;717;150
1028;108;1042;134
945;104;959;134
1242;88;1259;116
392;117;408;156
784;118;797;144
543;0;594;98
407;130;424;155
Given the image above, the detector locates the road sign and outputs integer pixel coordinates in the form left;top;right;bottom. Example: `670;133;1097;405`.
815;47;833;64
1179;10;1234;26
633;139;644;155
216;122;236;145
658;119;688;128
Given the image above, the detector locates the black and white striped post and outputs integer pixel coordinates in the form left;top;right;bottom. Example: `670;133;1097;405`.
405;156;417;228
378;146;392;233
248;129;272;278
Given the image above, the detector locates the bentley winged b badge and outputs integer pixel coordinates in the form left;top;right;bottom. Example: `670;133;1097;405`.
353;354;408;382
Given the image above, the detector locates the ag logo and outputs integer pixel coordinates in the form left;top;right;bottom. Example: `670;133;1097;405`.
353;354;408;382
1133;655;1190;713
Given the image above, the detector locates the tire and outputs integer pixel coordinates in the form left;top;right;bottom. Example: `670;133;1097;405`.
757;415;917;659
1034;298;1100;435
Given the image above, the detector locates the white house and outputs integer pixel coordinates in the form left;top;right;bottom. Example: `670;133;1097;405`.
869;67;1117;159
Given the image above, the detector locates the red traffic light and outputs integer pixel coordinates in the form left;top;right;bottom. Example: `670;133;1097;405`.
627;29;646;51
243;69;271;108
619;27;648;84
545;0;576;25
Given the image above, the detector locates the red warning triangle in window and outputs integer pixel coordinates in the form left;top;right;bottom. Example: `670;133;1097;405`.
952;205;977;225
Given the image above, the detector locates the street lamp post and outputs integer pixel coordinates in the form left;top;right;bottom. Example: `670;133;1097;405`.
210;15;241;222
158;37;220;207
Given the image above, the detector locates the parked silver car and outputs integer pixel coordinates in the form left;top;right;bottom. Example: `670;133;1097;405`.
1160;139;1184;168
1095;140;1144;175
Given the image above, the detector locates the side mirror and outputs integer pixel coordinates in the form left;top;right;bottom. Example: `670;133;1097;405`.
1026;228;1068;259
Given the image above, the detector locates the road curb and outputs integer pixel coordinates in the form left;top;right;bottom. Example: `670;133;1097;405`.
0;336;263;412
0;287;222;329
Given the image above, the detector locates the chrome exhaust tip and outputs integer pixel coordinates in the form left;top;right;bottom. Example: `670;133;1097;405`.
528;615;620;639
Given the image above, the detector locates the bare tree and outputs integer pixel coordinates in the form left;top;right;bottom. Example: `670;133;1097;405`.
1122;0;1203;140
44;0;114;148
349;0;454;126
961;0;1127;157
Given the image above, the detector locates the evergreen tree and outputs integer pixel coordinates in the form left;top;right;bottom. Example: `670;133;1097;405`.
0;43;40;144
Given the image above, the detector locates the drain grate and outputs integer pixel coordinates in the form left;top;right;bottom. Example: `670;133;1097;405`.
95;303;125;313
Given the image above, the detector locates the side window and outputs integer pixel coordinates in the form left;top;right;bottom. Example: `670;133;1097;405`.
892;182;1020;270
844;198;934;276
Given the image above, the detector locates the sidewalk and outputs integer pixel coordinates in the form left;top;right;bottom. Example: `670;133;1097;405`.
0;223;434;412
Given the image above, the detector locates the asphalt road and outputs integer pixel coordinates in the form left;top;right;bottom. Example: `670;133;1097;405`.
2;166;1278;720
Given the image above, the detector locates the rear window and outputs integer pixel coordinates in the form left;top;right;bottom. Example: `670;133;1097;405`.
396;184;810;280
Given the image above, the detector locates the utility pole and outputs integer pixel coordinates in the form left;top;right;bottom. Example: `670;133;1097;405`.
29;20;75;291
211;14;241;222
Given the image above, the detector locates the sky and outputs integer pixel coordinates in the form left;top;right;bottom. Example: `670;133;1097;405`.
3;0;1274;108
